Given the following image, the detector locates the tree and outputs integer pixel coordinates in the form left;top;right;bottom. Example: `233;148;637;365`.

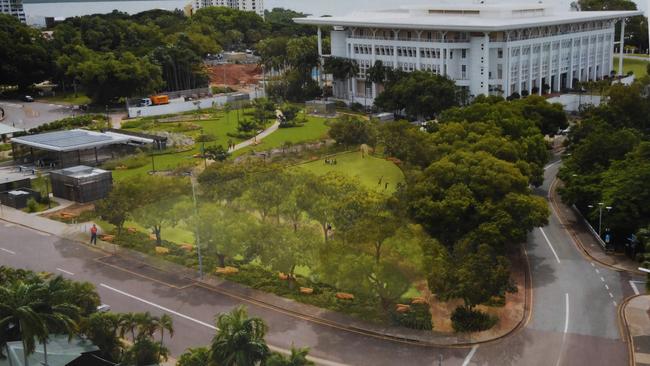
80;312;122;362
122;336;169;366
328;116;377;146
265;8;316;37
177;347;211;366
210;306;270;366
157;314;174;361
205;145;231;161
0;14;51;89
374;71;462;119
259;226;320;287
266;347;314;366
96;177;149;236
197;204;257;267
323;57;359;80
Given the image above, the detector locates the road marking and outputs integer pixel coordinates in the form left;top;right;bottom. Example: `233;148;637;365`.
563;293;569;334
591;262;595;267
544;161;560;170
0;248;16;255
539;228;561;264
100;283;349;366
595;268;600;274
605;284;609;290
600;276;605;282
608;292;614;298
36;231;51;237
56;268;74;276
630;281;642;295
4;223;14;227
462;345;478;366
613;301;618;306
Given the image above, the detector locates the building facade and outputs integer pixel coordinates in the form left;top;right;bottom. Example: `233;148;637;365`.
295;3;642;103
191;0;264;18
1;0;26;23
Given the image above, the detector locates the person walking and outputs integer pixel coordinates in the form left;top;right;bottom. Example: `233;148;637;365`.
90;224;98;245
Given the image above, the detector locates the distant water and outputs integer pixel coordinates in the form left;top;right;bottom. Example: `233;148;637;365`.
24;0;647;23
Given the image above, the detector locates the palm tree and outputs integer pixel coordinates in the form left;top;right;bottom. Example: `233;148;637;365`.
135;312;159;339
157;314;173;361
266;346;314;366
118;313;138;341
210;306;269;366
0;282;48;366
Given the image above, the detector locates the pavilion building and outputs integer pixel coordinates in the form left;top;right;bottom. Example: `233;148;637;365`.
294;2;642;103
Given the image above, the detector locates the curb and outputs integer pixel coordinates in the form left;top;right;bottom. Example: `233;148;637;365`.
619;293;642;366
0;214;532;349
548;176;643;275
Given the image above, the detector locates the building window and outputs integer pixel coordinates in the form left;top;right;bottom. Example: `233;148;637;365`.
497;64;503;79
461;64;467;79
461;49;467;58
498;49;503;58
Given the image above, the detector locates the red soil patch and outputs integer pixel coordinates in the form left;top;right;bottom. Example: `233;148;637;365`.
208;64;263;87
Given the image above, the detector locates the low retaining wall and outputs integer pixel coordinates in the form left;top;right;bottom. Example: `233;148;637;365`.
127;90;264;118
547;94;602;112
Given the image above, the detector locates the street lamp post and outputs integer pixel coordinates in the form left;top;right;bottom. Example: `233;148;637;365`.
588;202;613;237
184;172;203;279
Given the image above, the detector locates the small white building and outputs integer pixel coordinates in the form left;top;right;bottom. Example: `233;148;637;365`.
294;2;642;103
190;0;264;18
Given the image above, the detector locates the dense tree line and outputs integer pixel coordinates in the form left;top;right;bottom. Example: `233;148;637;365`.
559;78;650;257
578;0;648;53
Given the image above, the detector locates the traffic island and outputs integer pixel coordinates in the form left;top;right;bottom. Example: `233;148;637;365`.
623;295;650;366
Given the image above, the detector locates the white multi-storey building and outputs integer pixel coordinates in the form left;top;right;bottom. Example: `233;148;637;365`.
192;0;264;18
1;0;26;23
295;2;642;102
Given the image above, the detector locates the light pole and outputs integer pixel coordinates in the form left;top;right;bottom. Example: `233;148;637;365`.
588;202;612;237
184;172;203;280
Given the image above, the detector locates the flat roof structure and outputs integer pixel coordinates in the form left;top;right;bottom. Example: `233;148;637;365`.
294;3;642;31
0;123;23;135
11;129;130;152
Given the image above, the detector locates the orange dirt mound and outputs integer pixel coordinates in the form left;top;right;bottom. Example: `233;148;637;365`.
208;64;262;87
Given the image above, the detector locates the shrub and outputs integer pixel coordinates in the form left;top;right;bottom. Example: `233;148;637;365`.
101;154;150;170
389;303;433;330
28;114;106;133
196;133;216;143
211;86;235;94
450;306;498;332
26;197;38;213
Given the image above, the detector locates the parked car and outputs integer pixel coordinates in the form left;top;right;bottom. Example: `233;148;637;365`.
96;304;111;312
22;95;34;102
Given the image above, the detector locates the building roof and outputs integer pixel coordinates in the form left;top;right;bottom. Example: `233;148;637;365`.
11;129;130;152
0;123;23;135
0;335;99;366
294;2;643;32
52;165;110;178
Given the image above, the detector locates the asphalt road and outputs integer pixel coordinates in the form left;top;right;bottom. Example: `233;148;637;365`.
0;100;77;130
0;161;643;365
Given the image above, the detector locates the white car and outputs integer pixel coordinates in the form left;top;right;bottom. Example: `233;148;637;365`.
96;304;111;313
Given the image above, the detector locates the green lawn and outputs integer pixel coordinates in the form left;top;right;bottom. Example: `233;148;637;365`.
294;151;405;193
613;56;649;77
234;115;330;157
38;92;91;105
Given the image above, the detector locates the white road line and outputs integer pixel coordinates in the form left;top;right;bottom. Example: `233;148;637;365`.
100;283;349;366
600;276;605;282
613;301;618;306
630;281;642;295
56;268;74;276
462;345;479;366
0;248;16;255
539;228;561;264
605;284;609;290
608;292;614;298
564;293;570;334
595;269;600;274
544;161;560;170
591;262;595;267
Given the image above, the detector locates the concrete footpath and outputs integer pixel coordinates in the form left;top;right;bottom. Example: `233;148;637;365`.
0;204;526;347
623;295;650;366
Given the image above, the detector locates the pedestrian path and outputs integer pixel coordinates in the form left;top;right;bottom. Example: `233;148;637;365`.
624;295;650;366
230;120;280;152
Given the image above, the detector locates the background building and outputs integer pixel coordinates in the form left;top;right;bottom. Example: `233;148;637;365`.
190;0;264;17
295;2;642;102
0;0;26;22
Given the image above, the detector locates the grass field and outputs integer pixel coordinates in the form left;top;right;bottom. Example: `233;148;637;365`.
295;151;405;193
234;116;330;157
39;92;90;105
613;56;649;77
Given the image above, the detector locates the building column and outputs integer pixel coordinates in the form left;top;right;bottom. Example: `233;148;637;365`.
586;34;592;80
517;46;523;94
505;46;511;96
568;38;574;89
483;32;489;95
528;45;533;95
317;27;323;88
538;43;543;95
618;18;626;76
547;42;553;93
